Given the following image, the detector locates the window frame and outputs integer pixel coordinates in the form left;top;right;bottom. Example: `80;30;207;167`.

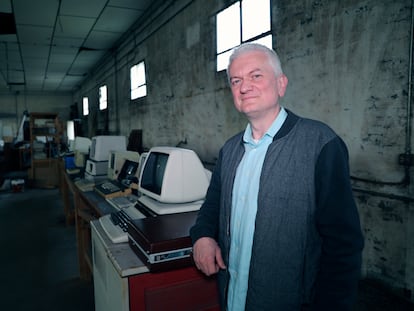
130;61;147;100
82;96;89;116
99;85;108;110
216;0;272;72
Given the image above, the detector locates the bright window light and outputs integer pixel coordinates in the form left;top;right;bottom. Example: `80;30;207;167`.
242;0;271;40
67;120;75;141
83;97;89;116
216;2;240;54
216;0;272;72
131;61;147;100
99;85;107;110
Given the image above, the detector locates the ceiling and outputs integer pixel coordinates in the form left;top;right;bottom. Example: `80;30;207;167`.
0;0;154;94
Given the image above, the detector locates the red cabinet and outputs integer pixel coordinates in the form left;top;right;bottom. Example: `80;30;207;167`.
129;266;220;311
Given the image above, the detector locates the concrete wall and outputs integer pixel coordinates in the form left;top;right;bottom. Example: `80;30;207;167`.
274;0;414;299
74;0;241;163
279;0;413;299
17;0;413;301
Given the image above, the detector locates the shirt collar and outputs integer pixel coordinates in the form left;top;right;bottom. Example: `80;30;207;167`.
243;107;288;144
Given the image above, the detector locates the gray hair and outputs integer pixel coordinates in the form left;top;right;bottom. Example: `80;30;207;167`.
226;43;284;83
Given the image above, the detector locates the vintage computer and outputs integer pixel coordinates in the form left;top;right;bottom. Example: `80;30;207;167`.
127;146;212;271
94;150;141;199
89;135;127;161
85;135;126;182
107;150;140;180
94;159;140;199
98;152;149;243
97;147;211;271
136;146;211;215
72;136;91;167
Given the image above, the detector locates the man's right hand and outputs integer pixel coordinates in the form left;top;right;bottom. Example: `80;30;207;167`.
192;237;226;276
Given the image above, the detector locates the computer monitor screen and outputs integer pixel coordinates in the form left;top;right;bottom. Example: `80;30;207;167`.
141;152;168;195
138;147;210;204
108;150;140;179
117;159;139;184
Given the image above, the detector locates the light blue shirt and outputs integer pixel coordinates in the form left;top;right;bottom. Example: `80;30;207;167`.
227;107;288;311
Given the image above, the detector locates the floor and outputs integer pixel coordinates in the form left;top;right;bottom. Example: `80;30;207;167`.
0;186;413;311
0;187;94;311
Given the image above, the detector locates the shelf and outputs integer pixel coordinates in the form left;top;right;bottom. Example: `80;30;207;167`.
28;112;62;188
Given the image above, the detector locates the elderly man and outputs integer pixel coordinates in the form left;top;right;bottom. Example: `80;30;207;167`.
190;43;364;310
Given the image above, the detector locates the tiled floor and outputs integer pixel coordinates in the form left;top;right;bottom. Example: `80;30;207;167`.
0;187;413;310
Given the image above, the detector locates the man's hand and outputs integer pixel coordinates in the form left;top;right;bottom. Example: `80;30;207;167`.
193;237;226;276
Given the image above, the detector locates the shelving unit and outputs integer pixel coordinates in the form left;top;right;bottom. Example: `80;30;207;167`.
28;112;62;188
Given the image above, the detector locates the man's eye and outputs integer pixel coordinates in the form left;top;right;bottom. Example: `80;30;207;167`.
252;74;262;80
231;79;241;86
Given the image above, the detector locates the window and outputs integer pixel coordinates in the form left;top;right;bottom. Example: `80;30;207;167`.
216;0;272;71
99;85;108;110
130;61;147;100
83;97;89;116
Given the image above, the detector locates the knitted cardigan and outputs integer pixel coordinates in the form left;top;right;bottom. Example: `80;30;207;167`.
190;111;364;310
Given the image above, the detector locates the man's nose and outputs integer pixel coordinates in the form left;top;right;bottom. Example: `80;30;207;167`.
240;79;252;93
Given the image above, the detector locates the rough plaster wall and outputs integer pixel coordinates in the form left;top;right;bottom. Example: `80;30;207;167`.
274;0;414;299
116;0;245;162
275;0;411;182
356;194;411;293
75;61;118;137
72;0;414;300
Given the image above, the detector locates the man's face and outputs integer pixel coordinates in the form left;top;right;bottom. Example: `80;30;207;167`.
228;51;287;119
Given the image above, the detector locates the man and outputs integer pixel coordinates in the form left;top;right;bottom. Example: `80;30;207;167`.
190;43;364;310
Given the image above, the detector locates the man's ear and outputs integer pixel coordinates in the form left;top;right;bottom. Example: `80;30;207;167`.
277;74;288;97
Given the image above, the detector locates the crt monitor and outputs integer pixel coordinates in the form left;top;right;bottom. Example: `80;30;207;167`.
138;146;211;204
117;159;139;185
137;152;149;181
108;150;140;179
89;135;126;162
73;136;91;154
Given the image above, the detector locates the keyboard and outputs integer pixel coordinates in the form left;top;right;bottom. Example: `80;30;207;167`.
106;194;139;210
99;205;146;243
100;181;122;192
